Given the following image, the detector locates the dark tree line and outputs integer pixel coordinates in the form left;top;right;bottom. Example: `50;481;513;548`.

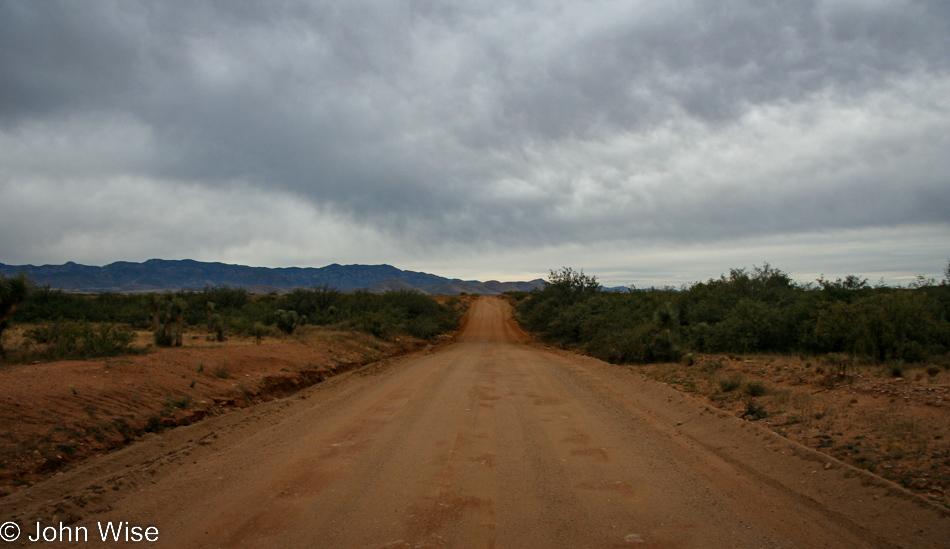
513;265;950;365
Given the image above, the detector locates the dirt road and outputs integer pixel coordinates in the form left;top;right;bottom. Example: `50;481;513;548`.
2;297;947;548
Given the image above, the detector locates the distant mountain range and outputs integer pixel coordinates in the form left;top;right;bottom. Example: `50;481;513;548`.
0;259;545;296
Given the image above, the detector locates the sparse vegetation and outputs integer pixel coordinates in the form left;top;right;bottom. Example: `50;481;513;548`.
2;283;460;363
719;374;743;392
741;399;768;420
213;364;231;379
632;350;950;508
23;321;136;360
886;360;907;378
163;395;192;410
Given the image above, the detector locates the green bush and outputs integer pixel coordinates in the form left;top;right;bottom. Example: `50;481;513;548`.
25;321;136;360
514;264;950;365
248;322;269;344
211;313;226;341
406;316;442;340
8;285;460;357
355;312;399;339
153;295;185;347
812;290;948;362
275;310;302;334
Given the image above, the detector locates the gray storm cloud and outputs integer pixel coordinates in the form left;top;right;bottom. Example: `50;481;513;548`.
0;0;948;281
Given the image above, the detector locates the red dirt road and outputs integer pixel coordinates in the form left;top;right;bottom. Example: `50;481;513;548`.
2;297;947;548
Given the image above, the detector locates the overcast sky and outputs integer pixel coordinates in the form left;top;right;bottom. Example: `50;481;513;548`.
1;1;948;286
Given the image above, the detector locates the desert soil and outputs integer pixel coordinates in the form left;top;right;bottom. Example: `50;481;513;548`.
635;352;950;509
0;328;427;489
1;297;948;548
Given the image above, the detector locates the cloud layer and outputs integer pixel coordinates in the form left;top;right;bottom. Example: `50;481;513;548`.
1;1;948;284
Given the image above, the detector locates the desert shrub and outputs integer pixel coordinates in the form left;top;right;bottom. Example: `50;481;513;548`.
263;289;459;341
354;311;399;339
501;290;529;303
825;352;854;379
812;290;949;362
886;360;906;378
406;316;442;340
718;374;743;392
13;287;149;327
9;285;74;323
349;291;459;341
512;264;950;367
741;399;768;420
153;296;185;347
685;322;713;352
198;286;248;310
25;321;136;360
545;301;595;345
743;380;769;397
248;322;269;344
650;326;683;362
517;268;601;336
275;310;302;334
586;327;647;364
179;287;248;326
275;287;339;324
211;313;226;341
153;329;174;347
163;395;192;410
